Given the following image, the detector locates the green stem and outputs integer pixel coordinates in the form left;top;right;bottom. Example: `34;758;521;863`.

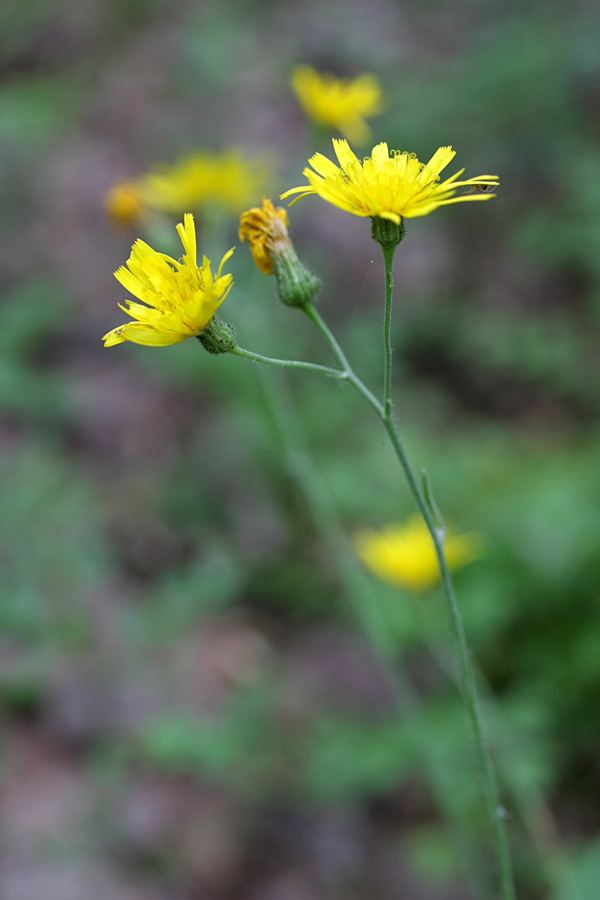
303;298;516;900
420;629;580;899
381;243;395;419
231;345;345;380
302;305;383;414
381;416;515;900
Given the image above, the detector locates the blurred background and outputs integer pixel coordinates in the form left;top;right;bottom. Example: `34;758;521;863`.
1;0;600;898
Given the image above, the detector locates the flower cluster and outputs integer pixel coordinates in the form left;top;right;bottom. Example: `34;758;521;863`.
102;214;233;348
103;66;499;352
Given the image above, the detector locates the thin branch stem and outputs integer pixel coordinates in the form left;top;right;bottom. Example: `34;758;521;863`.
380;414;516;900
302;305;383;414
231;345;346;380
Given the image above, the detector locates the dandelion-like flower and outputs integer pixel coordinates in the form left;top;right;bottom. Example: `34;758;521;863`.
104;179;147;227
239;198;292;275
291;66;383;144
102;213;234;348
141;150;270;216
281;140;499;223
353;516;482;592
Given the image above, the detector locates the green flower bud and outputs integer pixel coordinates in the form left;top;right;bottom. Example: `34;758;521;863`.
273;245;320;309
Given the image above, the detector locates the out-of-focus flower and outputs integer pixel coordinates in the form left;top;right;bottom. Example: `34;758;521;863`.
104;179;147;226
239;198;291;275
353;516;482;592
291;66;383;144
102;213;234;348
281;140;499;224
141;150;270;215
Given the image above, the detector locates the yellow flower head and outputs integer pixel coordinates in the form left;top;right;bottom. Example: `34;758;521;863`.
281;140;499;223
354;516;482;592
291;66;383;144
102;213;234;348
239;198;292;275
141;149;270;216
104;179;147;227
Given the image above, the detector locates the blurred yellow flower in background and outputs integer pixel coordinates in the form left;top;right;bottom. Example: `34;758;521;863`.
141;149;270;216
282;139;498;223
291;65;383;144
102;213;234;348
239;198;291;274
104;179;147;226
353;516;482;592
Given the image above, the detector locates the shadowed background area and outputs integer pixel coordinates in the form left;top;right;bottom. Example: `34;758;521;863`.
1;0;600;898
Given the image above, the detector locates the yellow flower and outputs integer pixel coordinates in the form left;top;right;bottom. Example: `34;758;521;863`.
239;198;291;274
141;150;270;216
353;516;482;592
104;179;147;226
281;140;499;223
291;66;383;144
102;213;234;348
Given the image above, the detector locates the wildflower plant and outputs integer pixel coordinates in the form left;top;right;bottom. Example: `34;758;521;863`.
102;134;514;899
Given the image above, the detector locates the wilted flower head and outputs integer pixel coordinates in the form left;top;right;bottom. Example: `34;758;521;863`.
239;198;319;308
239;198;292;275
291;66;383;144
354;516;482;592
102;213;234;348
141;150;270;216
282;140;499;224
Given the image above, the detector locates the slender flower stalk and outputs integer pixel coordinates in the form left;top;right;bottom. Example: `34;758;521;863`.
230;345;345;379
377;240;515;899
298;296;515;900
381;242;395;420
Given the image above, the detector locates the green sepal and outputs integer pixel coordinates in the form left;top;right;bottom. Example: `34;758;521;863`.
371;216;405;248
273;246;320;309
197;317;237;355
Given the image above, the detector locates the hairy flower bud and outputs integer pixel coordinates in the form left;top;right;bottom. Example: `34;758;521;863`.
196;317;237;355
